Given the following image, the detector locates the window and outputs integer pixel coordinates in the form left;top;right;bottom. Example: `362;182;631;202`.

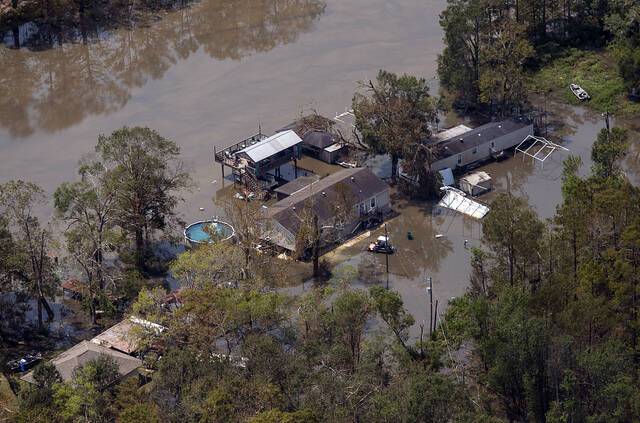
370;197;376;208
490;141;495;149
359;203;366;213
457;154;462;164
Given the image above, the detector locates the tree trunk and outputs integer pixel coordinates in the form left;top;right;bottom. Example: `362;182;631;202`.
390;154;399;182
135;227;144;270
37;296;43;329
12;26;20;49
39;292;54;321
312;215;320;278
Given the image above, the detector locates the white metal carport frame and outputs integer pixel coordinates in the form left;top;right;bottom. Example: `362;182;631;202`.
515;135;569;167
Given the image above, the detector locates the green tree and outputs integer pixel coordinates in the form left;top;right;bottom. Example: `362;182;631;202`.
0;180;57;328
401;143;442;200
249;409;317;423
171;285;290;355
478;20;533;116
54;160;118;323
353;70;437;181
94;127;191;270
170;243;245;289
16;362;62;422
438;0;488;108
53;355;120;422
482;193;544;285
333;289;372;369
369;285;415;356
591;127;628;179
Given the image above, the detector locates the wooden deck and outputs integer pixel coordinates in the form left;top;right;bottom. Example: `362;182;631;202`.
214;133;267;169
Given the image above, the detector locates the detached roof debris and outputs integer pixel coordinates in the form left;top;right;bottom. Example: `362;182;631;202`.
439;168;455;186
432;124;473;142
515;135;569;166
437;187;490;219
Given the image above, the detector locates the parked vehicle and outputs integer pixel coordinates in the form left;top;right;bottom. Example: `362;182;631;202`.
7;352;42;372
368;235;395;254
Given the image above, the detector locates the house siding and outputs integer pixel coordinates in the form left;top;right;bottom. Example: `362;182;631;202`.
431;124;534;171
268;188;390;253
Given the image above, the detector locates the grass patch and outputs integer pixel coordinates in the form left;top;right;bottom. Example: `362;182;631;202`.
528;48;640;115
0;373;18;419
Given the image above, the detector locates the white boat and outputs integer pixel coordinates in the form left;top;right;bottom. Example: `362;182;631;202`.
570;83;590;101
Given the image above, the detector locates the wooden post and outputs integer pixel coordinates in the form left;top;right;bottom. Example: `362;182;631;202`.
433;299;439;335
385;224;389;289
428;277;433;336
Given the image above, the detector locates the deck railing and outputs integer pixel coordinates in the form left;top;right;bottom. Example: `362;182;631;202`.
214;133;267;166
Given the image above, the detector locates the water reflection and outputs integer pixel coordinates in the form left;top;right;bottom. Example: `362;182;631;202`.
0;0;326;138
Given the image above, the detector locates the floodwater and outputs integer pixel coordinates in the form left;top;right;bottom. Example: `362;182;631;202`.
305;104;620;340
0;0;446;224
1;0;636;342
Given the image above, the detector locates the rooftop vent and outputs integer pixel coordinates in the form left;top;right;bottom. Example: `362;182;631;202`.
351;176;355;181
321;191;326;196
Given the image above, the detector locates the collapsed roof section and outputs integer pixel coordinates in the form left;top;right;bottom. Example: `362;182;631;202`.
437;187;490;219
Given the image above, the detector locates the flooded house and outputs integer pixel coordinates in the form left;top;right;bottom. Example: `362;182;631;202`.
262;167;390;252
431;118;534;172
298;130;346;164
273;175;319;200
214;130;303;193
21;341;142;384
279;114;347;164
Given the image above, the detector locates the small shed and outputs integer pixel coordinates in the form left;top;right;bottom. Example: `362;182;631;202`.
459;171;492;196
300;130;344;163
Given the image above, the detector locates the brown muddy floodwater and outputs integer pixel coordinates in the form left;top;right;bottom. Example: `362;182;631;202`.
1;0;635;340
0;0;446;221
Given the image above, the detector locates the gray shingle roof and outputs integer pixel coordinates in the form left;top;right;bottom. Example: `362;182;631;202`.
21;340;142;384
273;176;319;196
302;130;337;149
264;168;388;236
436;118;531;159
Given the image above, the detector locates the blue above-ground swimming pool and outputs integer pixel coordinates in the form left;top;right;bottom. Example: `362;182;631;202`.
184;220;235;246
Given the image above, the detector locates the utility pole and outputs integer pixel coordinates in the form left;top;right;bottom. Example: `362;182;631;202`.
433;299;439;336
385;223;390;290
427;277;433;336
